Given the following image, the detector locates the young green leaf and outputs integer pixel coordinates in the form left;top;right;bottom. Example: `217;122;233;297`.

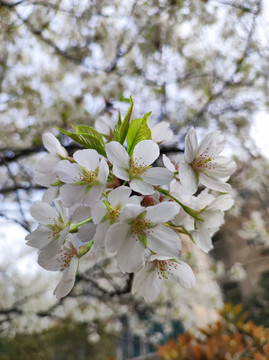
74;125;106;146
114;96;133;144
113;109;122;142
57;128;106;157
126;111;152;155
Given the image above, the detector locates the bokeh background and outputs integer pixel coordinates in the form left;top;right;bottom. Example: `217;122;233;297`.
0;0;269;359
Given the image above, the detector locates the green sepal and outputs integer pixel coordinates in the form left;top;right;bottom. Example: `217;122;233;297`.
78;240;94;258
138;232;147;248
113;96;133;144
126;111;152;155
57;127;106;157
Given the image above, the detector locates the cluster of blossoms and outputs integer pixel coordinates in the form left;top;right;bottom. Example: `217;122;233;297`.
26;100;236;301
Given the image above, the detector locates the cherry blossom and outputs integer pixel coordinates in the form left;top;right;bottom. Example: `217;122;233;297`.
25;200;71;250
38;234;80;298
132;255;196;302
35;133;68;202
106;140;173;195
89;186;141;248
105;202;181;273
56;149;109;207
179;127;236;193
173;191;234;253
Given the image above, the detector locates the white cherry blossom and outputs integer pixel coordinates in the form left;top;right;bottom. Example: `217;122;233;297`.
132;255;196;302
35;132;68;202
150;121;175;145
106;140;173;195
38;234;80;298
105;202;181;273
173;191;234;253
89;186;141;248
56;149;109;207
25;200;71;250
179;127;236;193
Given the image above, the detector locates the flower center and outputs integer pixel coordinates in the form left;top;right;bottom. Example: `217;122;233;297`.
57;246;78;269
47;217;66;240
191;149;215;173
129;157;148;178
75;168;97;185
107;207;121;224
129;217;151;236
154;259;178;280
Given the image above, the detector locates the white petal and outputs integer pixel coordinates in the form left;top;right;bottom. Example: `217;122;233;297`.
38;239;62;269
42;187;59;203
98;158;109;184
200;209;224;229
70;205;92;222
25;226;51;249
184;127;197;163
119;204;145;222
73;149;99;170
57;160;82;183
133;140;159;166
107;186;132;207
132;264;162;302
199;173;232;192
91;200;106;224
37;154;59;173
35;171;56;187
142;167;174;185
145;202;179;223
77;222;97;243
54;257;78;298
112;164;130;181
42;132;67;157
105;223;129;253
209;194;234;211
207;157;236;178
117;237;145;273
84;185;103;204
106;141;130;168
147;226;181;256
192;228;213;253
179;162;198;194
60;184;85;207
30;201;58;225
151;121;175;145
198;131;225;156
92;221;110;247
162;154;175;172
130;179;154;195
167;261;196;289
58;226;70;243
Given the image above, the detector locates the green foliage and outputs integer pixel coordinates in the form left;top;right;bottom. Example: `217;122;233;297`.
126;112;152;155
0;319;116;360
57;126;106;157
113;96;133;144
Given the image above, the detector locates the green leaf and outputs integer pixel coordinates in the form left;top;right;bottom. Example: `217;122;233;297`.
114;96;133;144
113;109;122;142
74;125;106;146
57;128;106;157
126;111;152;155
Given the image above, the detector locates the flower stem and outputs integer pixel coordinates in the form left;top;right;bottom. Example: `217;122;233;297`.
155;187;204;222
70;217;93;233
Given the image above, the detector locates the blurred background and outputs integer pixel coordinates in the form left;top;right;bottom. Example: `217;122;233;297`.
0;0;269;359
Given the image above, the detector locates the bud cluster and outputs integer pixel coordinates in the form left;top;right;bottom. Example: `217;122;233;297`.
26;99;236;301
